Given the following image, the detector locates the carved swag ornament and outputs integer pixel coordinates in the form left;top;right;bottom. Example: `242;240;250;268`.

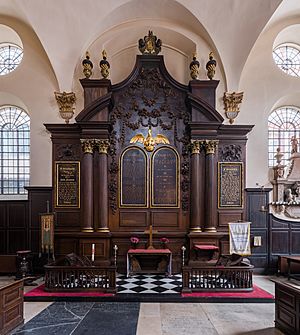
109;67;190;213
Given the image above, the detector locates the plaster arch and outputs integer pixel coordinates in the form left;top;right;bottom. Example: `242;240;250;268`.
73;21;226;115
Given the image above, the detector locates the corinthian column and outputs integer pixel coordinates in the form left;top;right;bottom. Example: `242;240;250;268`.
95;139;110;232
190;140;203;232
203;140;219;232
81;139;94;232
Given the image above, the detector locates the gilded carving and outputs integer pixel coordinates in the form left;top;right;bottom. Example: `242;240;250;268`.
130;127;169;152
100;50;110;79
189;53;200;80
223;91;244;124
206;52;217;80
138;31;162;55
82;51;93;79
95;139;110;154
80;139;94;154
190;140;201;154
54;91;76;124
202;140;219;155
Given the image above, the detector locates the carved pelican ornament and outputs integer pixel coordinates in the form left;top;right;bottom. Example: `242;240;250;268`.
130;127;170;152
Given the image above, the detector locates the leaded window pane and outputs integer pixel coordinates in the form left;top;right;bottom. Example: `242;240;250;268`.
0;106;30;194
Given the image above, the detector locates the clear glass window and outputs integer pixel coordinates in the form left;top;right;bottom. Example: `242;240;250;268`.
0;106;30;194
0;43;23;75
268;107;300;167
273;44;300;77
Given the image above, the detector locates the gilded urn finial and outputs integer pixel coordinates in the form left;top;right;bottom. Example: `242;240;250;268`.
138;31;162;55
82;51;93;79
189;52;200;80
100;50;110;79
206;52;217;80
130;127;169;152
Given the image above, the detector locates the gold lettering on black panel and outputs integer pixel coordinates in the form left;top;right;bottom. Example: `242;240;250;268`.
151;147;179;207
120;147;147;207
55;161;80;208
218;162;243;208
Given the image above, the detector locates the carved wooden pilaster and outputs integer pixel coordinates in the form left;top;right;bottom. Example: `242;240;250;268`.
81;139;94;232
190;140;202;232
95;140;110;232
203;140;219;232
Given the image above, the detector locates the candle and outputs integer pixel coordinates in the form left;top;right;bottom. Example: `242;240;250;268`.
91;243;95;262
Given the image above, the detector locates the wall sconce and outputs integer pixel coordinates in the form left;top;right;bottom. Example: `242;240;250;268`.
223;91;244;124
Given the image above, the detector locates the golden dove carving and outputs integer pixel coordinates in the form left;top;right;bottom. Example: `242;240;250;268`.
130;127;170;152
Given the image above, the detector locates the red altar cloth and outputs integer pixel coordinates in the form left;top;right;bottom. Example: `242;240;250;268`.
128;248;171;254
194;245;219;250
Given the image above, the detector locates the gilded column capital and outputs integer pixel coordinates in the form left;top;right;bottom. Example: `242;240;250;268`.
202;140;219;155
95;139;110;154
190;140;201;155
80;139;94;154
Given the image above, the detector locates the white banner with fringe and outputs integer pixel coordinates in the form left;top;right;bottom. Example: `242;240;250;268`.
228;221;251;256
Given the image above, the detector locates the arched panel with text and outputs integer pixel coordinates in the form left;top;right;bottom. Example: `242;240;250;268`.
151;146;179;208
119;146;148;207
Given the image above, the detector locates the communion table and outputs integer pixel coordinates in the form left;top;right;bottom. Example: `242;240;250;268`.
127;249;172;277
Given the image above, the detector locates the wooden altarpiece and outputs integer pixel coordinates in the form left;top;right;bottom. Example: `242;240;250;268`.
45;50;253;273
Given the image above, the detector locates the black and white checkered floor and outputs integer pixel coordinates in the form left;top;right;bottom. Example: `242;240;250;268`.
117;274;182;294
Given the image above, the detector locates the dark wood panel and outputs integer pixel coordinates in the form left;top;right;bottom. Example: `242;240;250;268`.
27;187;52;229
29;229;40;253
8;203;27;229
54;238;78;256
119;211;147;227
55;212;80;228
8;231;27;254
272;219;289;229
152;212;178;227
0;203;6;228
251;230;268;254
0;231;6;253
291;231;300;254
218;212;242;228
271;231;289;254
248;256;268;269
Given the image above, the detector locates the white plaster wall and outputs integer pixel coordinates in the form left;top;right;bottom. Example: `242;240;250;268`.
238;16;300;188
0;17;59;190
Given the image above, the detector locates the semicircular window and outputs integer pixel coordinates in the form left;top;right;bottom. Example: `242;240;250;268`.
273;44;300;77
0;106;30;194
268;107;300;167
0;43;23;75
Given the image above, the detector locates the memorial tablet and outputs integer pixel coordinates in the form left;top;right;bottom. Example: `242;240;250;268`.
120;147;147;206
151;147;179;207
55;161;80;208
218;162;243;208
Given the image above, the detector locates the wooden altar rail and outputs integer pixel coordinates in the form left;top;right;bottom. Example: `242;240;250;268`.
44;265;116;293
182;265;254;293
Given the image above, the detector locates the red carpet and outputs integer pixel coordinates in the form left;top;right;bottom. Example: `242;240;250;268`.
181;284;274;299
25;284;115;297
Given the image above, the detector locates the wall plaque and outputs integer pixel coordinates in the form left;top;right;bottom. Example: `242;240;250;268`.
55;161;80;208
151;147;179;207
120;147;147;207
218;162;243;208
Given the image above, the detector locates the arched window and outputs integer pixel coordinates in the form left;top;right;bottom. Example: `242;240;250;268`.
0;43;23;75
268;107;300;167
0;106;30;194
273;44;300;77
